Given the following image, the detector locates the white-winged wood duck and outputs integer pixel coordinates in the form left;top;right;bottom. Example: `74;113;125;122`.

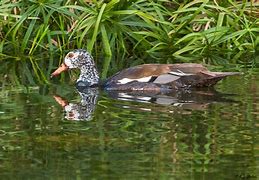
51;49;239;92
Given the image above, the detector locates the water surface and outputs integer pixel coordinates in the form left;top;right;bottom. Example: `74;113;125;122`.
0;68;258;179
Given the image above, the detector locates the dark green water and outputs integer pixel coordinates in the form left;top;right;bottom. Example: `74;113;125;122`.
0;68;258;179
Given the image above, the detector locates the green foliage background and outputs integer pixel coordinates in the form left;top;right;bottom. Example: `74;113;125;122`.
0;2;258;178
0;0;258;80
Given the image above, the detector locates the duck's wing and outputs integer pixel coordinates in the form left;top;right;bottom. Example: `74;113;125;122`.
105;63;206;85
104;63;240;89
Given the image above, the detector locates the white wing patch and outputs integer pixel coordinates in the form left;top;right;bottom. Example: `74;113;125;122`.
169;70;193;76
153;69;194;84
153;74;179;84
117;69;194;85
117;76;152;84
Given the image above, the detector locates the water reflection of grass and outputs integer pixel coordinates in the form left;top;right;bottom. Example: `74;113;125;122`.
0;1;258;78
0;73;258;179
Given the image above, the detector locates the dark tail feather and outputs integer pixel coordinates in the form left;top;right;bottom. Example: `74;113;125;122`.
171;71;241;88
200;71;241;87
201;71;241;77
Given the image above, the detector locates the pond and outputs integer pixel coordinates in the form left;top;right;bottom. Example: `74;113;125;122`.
0;60;258;179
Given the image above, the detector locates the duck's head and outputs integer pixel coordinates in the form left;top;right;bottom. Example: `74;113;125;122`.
51;49;95;77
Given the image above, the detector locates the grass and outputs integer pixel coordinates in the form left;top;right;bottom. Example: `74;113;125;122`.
0;0;258;83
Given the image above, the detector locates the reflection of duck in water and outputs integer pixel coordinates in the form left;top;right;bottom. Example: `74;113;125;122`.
53;86;237;121
53;88;98;121
51;49;239;92
107;88;237;111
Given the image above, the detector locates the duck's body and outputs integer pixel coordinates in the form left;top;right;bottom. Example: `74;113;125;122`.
51;49;239;92
103;63;238;91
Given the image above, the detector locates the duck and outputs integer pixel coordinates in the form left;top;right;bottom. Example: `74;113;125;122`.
51;49;240;92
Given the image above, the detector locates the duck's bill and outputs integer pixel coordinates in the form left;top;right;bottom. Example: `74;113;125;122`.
51;63;68;77
53;95;68;107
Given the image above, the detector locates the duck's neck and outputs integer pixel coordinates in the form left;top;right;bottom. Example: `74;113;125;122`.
77;65;99;87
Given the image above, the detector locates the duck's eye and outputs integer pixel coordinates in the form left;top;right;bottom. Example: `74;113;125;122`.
67;53;74;58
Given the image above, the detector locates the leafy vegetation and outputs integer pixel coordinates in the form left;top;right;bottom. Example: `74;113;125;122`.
0;2;258;178
0;0;258;81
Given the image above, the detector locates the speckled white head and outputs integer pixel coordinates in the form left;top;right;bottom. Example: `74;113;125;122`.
51;49;99;86
64;49;95;69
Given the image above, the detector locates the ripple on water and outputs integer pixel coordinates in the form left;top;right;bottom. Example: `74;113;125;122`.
0;71;258;179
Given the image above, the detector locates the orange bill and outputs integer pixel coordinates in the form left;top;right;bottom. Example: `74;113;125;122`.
51;63;68;77
53;95;68;107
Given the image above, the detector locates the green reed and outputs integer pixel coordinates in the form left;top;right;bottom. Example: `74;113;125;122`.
0;0;258;80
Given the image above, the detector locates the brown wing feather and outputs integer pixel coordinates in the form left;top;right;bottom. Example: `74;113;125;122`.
104;63;240;90
117;64;171;79
109;63;208;81
167;63;208;74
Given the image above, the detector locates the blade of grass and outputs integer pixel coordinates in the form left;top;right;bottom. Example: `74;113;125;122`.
87;3;106;53
100;24;112;79
29;25;49;55
21;8;41;52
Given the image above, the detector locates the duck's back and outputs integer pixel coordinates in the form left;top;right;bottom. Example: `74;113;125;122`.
104;63;238;91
